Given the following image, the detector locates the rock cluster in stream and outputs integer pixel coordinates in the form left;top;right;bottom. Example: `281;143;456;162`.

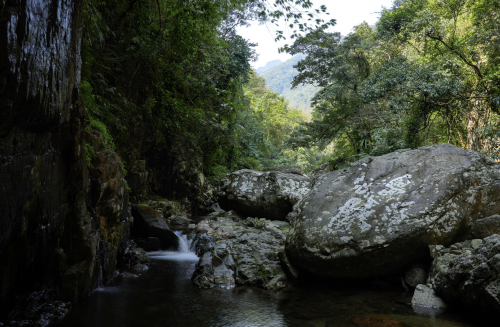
426;234;500;316
1;289;72;327
117;240;151;272
191;211;295;290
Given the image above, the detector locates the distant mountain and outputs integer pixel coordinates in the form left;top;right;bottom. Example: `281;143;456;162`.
259;55;318;111
256;59;282;74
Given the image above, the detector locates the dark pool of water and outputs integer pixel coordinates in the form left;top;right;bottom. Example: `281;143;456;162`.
49;246;494;327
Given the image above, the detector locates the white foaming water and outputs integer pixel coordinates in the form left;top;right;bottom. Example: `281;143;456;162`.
148;231;198;261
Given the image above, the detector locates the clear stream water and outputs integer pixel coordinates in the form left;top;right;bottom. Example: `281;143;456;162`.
50;232;491;327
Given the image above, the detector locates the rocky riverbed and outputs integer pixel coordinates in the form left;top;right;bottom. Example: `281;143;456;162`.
4;144;500;325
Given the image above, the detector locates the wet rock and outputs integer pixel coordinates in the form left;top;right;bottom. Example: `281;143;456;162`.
151;157;215;215
191;212;292;290
120;272;139;278
470;214;500;239
325;315;412;327
411;284;447;308
133;264;149;272
430;234;500;317
131;204;179;250
209;210;226;218
213;264;235;287
0;0;127;311
218;169;311;220
145;198;184;221
117;240;150;270
286;144;500;279
192;253;215;288
279;251;299;279
136;237;161;251
404;264;427;288
3;288;72;327
169;215;194;226
89;140;127;248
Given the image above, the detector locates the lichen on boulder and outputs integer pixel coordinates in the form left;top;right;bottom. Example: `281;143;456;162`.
286;144;500;279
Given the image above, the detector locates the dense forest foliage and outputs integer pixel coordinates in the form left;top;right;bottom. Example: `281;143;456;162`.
80;0;334;191
260;54;319;111
287;0;500;168
80;0;500;188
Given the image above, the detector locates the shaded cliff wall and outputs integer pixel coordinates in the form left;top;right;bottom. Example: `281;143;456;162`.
0;0;125;315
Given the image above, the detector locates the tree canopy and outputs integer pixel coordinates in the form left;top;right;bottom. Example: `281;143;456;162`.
287;0;500;166
81;0;335;190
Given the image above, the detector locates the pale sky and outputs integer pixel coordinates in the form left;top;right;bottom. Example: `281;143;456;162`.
236;0;395;69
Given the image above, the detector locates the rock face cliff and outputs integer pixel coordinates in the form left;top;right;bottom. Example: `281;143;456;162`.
0;0;129;318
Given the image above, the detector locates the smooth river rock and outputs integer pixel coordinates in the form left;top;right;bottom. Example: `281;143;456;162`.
411;284;447;308
218;169;311;220
286;144;500;279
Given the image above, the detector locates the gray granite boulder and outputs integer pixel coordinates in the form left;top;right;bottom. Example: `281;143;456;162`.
286;144;500;279
191;212;293;290
429;234;500;317
218;169;310;220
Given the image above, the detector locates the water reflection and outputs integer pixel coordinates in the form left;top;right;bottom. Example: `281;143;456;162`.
51;246;483;327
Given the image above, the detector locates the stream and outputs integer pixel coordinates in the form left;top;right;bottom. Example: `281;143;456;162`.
50;232;486;327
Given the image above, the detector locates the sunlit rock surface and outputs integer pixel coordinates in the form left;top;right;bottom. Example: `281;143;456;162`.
218;169;311;220
286;144;500;279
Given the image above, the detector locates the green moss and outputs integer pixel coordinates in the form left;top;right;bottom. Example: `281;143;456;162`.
257;265;269;280
83;141;96;168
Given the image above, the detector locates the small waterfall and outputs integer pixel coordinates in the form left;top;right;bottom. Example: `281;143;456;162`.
148;232;199;261
174;231;196;253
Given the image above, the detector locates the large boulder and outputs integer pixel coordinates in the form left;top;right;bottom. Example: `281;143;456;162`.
286;144;500;279
131;204;179;250
218;169;311;220
430;235;500;317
